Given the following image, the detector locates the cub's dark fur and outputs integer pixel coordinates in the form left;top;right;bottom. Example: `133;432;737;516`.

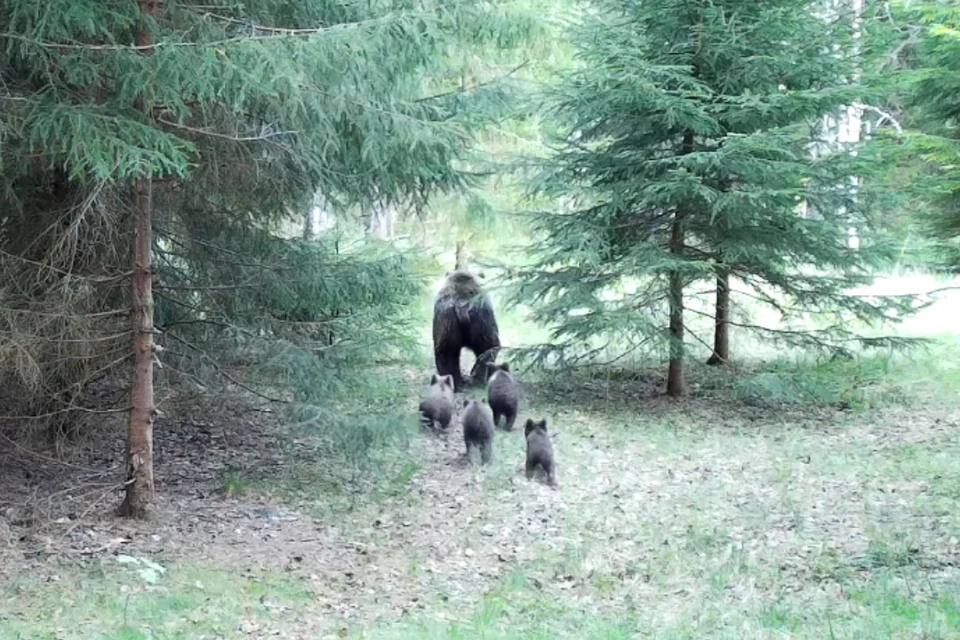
461;399;494;465
524;418;557;487
419;374;455;430
432;271;500;392
486;362;520;431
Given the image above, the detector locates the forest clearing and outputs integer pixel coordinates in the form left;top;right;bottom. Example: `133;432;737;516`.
3;0;960;638
4;275;960;639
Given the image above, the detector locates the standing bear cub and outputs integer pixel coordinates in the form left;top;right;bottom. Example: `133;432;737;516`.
432;271;501;392
486;362;520;431
461;399;495;465
419;373;455;430
524;418;557;488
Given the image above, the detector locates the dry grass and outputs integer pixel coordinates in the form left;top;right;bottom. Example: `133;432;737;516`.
3;272;960;639
3;360;960;639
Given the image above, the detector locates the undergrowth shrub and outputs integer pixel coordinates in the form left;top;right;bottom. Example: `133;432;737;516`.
733;353;919;410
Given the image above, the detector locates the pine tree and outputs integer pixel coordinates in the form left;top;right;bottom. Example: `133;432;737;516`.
509;0;915;395
0;0;540;515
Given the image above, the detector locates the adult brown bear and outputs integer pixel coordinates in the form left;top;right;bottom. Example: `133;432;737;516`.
432;270;501;392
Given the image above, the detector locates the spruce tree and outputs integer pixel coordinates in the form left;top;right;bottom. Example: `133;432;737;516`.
510;0;913;394
0;0;538;515
879;1;960;267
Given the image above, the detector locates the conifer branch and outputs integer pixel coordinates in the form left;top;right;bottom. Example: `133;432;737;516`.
1;16;396;51
184;7;354;35
163;331;287;403
855;103;903;134
156;116;297;141
415;61;531;103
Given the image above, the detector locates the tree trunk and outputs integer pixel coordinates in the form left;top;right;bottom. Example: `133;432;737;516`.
305;191;333;238
706;267;730;365
119;0;159;518
119;176;157;518
366;200;396;239
316;197;334;233
303;206;316;239
666;218;686;396
666;132;693;397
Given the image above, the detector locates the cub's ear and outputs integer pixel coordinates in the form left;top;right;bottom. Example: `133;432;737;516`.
538;419;548;431
500;362;510;372
524;418;534;428
430;374;438;385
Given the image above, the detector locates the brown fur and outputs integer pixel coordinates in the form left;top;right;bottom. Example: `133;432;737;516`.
432;271;501;392
524;418;557;487
418;374;455;430
461;399;494;465
486;362;520;431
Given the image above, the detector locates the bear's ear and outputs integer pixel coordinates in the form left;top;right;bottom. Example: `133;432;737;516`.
442;375;454;388
501;362;510;372
430;374;438;385
538;419;548;431
524;418;534;428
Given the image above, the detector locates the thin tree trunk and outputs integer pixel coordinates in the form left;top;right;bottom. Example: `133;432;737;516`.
666;132;693;397
305;191;334;238
303;207;316;239
119;176;157;517
706;267;730;365
366;201;396;239
119;0;159;518
666;218;686;396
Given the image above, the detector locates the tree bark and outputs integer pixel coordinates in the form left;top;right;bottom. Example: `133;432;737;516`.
119;176;157;518
706;266;730;365
666;132;693;397
305;191;334;238
303;206;316;239
119;0;159;518
366;200;396;239
666;218;686;397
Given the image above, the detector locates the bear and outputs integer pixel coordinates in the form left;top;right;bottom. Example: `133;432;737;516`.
461;398;494;465
524;418;557;488
432;270;500;392
486;362;520;431
419;373;455;430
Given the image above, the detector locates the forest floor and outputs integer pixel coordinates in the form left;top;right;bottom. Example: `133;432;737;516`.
3;345;960;639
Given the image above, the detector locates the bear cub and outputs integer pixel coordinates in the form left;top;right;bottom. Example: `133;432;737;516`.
419;373;455;430
486;362;520;431
461;398;494;465
524;418;557;488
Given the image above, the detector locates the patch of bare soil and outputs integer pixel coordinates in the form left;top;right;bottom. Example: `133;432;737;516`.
0;391;567;634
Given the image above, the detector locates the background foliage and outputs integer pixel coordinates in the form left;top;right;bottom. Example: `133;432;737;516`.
1;0;960;474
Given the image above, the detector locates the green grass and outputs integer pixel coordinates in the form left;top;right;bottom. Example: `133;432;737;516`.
7;281;960;639
731;334;960;411
0;560;312;640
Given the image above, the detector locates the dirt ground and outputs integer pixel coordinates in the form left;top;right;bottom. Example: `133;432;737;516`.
2;375;960;638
